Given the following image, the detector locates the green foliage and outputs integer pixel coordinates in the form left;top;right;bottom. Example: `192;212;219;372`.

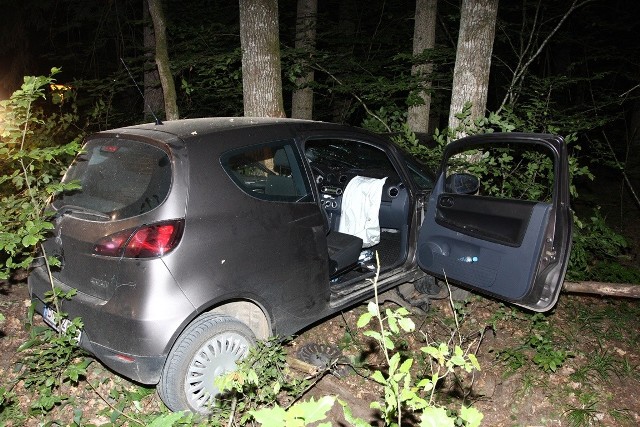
250;395;336;427
10;287;88;416
568;208;630;281
585;262;640;283
463;146;553;201
570;349;634;386
102;383;157;424
357;262;483;427
213;260;484;427
375;100;629;282
361;106;448;173
0;69;82;279
524;313;572;373
0;72;90;422
563;391;600;427
146;411;195;427
166;1;244;118
215;337;348;427
215;337;308;425
497;313;572;375
558;318;637;427
568;298;640;349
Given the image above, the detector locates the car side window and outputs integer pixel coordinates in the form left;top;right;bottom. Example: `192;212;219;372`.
445;143;554;202
221;140;312;202
406;161;434;192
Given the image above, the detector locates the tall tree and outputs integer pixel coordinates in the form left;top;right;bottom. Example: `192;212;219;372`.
143;2;164;121
147;0;179;120
291;0;318;120
447;0;499;135
239;0;285;117
407;0;437;135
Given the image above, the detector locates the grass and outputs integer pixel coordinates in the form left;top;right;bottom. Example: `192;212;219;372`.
570;350;623;384
482;294;640;426
3;290;639;426
564;397;600;427
566;299;640;346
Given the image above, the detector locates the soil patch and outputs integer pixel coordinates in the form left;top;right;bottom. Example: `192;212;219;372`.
1;279;639;426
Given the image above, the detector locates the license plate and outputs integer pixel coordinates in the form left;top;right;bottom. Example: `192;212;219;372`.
42;305;82;342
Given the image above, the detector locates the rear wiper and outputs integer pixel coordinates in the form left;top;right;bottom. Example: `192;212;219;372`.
54;205;111;220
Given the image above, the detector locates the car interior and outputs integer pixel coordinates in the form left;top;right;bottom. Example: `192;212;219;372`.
304;139;411;293
222;137;414;295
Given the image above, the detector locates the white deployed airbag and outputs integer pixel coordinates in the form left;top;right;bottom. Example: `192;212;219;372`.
338;176;387;247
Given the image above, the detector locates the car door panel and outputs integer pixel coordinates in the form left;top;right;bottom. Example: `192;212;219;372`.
434;194;541;247
420;199;551;299
417;133;572;312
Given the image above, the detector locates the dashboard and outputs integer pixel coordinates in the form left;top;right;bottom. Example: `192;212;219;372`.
309;161;409;231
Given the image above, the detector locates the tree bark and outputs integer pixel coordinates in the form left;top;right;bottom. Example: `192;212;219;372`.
239;0;286;118
447;0;499;137
143;1;164;122
291;0;317;120
147;0;179;120
563;281;640;298
407;0;437;135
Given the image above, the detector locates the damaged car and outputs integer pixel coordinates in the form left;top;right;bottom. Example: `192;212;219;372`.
28;117;572;412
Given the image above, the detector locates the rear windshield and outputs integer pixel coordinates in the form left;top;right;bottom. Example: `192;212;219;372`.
54;138;171;220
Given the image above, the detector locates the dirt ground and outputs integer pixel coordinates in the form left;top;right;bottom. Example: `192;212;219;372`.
294;293;640;427
1;276;639;426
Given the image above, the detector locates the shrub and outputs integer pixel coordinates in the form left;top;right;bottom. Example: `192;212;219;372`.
0;68;81;279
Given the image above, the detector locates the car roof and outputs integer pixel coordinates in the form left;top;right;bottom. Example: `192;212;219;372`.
103;117;359;141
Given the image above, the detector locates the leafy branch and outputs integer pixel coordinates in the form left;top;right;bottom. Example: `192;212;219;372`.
0;68;82;279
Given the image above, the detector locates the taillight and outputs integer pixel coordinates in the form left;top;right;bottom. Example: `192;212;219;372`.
94;220;184;258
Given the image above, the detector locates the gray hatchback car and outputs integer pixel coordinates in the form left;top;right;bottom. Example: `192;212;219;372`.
29;117;572;412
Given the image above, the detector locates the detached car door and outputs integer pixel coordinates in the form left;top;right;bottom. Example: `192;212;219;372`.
417;133;572;312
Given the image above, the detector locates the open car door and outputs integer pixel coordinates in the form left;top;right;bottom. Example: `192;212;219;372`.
417;133;572;312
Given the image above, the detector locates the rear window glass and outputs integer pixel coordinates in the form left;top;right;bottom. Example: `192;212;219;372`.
54;138;171;220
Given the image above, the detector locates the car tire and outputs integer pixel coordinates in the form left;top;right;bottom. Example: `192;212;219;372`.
158;313;256;413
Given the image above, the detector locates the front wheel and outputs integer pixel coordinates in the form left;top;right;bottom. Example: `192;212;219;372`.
158;313;256;413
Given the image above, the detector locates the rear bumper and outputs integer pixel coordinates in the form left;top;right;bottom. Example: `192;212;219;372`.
28;263;195;384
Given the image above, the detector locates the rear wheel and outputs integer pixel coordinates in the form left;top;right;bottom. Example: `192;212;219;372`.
158;313;256;413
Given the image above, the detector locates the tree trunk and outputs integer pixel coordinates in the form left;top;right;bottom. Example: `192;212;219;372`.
239;0;286;118
291;0;317;120
563;281;640;298
447;0;499;137
407;0;437;135
143;1;164;122
147;0;179;121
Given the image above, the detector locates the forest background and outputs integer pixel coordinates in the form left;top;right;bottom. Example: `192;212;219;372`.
2;0;639;280
1;0;640;425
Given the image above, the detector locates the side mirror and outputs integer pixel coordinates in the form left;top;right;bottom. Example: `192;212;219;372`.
445;173;480;194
